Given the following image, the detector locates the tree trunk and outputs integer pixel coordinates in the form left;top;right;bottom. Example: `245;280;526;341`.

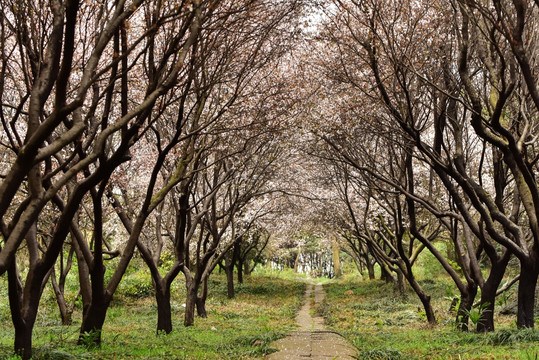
196;296;207;318
156;287;172;334
476;286;496;332
197;277;208;318
71;230;92;318
395;269;407;296
224;249;235;299
225;264;235;299
380;263;394;284
516;263;538;328
50;270;73;325
78;301;108;346
455;283;477;331
476;262;507;332
332;241;342;278
184;283;197;326
232;240;242;284
224;241;241;298
294;246;302;272
366;258;375;280
237;260;244;284
405;270;436;324
243;259;250;277
14;322;33;360
8;261;38;360
418;291;436;324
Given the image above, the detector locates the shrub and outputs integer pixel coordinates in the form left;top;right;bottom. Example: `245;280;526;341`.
119;271;154;299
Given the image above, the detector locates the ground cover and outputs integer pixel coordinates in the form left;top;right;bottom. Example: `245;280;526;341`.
318;275;539;360
0;268;305;359
2;263;538;360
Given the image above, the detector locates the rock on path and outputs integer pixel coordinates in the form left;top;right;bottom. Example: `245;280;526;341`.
266;284;358;360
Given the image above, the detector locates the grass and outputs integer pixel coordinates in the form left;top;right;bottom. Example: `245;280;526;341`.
317;273;539;360
2;262;538;360
0;267;305;360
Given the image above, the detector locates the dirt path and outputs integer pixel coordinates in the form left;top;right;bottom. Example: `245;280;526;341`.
265;284;358;359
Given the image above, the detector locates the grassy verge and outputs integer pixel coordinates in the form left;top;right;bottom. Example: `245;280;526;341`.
318;275;539;360
0;271;305;359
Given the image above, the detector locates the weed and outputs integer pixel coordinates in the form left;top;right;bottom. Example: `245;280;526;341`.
156;330;171;347
395;311;420;323
44;326;76;348
523;350;538;360
0;273;304;359
32;346;87;360
480;329;539;346
78;329;101;350
0;355;21;360
458;302;491;328
323;277;537;359
357;348;402;360
221;311;241;319
418;278;436;286
497;290;510;308
445;295;460;313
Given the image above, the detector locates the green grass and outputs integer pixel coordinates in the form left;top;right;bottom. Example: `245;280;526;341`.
318;275;539;360
0;270;305;359
2;263;537;360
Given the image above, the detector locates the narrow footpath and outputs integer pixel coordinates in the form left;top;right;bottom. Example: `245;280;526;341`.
266;284;358;359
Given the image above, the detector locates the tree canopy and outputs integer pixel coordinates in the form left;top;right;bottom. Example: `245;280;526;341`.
0;0;538;358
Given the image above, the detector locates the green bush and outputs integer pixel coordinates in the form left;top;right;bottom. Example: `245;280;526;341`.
118;271;154;299
416;243;448;280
